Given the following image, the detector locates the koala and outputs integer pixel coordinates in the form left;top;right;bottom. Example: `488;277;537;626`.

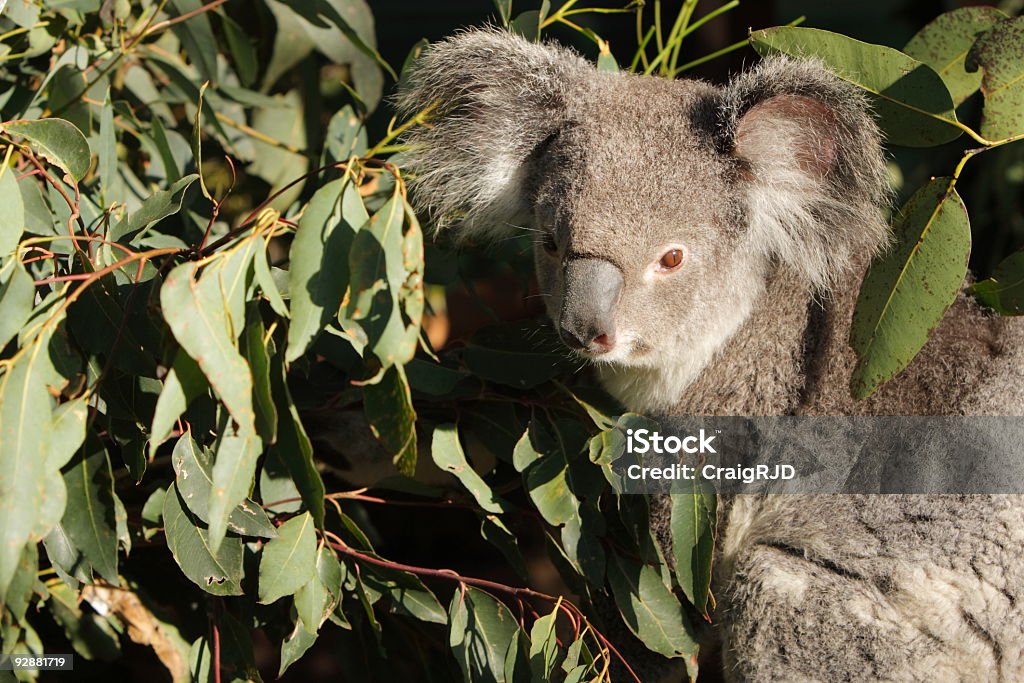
397;29;1024;682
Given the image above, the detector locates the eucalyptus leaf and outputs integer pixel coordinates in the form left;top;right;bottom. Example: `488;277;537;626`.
0;168;26;257
903;6;1007;106
258;512;317;604
971;249;1024;315
750;26;963;147
968;16;1024;141
170;433;276;539
606;552;698;659
162;483;244;596
431;423;506;513
4;118;91;180
449;587;520;683
850;177;971;399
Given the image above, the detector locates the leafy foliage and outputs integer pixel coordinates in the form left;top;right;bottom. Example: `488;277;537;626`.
0;2;1020;683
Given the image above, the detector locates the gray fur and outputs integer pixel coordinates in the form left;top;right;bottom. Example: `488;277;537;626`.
398;29;1024;682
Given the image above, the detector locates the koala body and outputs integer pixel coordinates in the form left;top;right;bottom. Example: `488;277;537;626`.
398;29;1024;681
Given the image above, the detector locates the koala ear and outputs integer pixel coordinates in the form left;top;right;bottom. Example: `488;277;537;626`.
718;56;890;288
396;28;589;243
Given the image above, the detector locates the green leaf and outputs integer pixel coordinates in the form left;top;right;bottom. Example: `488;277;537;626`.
168;0;219;83
286;177;364;361
206;430;262;554
279;0;397;80
361;564;447;624
162;482;244;596
160;260;256;434
521;419;590;527
463;322;575;389
971;249;1024;315
4;118;91;180
903;6;1007;106
405;358;471;396
150;349;208;456
493;0;513;26
278;617;318;676
48;396;88;471
431;423;506;513
4;543;37;623
528;607;560;679
0;263;35;350
59;435;120;585
606;552;698;659
246;90;308;209
323;105;368;163
259;511;317;604
968;16;1024;141
750;26;963;147
346;194;423;367
670;482;717;616
0;167;26;257
0;327;57;598
449;587;520;683
363;364;418;477
294;545;343;634
254;239;288;318
218;12;258;86
109;174;198;243
170;433;276;539
850;177;970;399
243;314;277;443
191;81;214;202
98;88;117;204
269;352;325;527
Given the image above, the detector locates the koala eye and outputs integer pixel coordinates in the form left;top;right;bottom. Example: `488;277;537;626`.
541;232;558;255
657;248;685;272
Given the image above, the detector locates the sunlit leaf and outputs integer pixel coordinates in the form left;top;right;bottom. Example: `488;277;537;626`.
449;587;520;683
967;16;1024;141
750;26;963;147
59;434;120;585
971;249;1024;315
160;260;256;434
850;177;970;399
903;6;1007;106
0;263;35;350
431;423;506;513
109;174;198;243
670;481;717;616
0;167;26;258
606;552;698;659
258;512;316;604
286;177;364;362
0;327;57;597
4;118;91;180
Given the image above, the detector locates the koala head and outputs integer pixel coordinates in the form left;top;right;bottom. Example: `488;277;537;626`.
397;29;889;387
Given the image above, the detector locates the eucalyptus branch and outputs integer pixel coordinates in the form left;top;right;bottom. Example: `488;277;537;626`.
324;535;640;683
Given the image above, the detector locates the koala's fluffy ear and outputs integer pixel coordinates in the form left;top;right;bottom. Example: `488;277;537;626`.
396;28;589;242
717;56;890;288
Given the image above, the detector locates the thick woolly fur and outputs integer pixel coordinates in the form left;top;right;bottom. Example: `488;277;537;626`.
398;29;1024;682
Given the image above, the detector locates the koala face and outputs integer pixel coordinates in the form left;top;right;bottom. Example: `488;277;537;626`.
398;29;888;392
526;77;750;369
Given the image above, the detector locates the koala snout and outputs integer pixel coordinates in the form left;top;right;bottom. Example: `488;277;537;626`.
558;257;622;354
